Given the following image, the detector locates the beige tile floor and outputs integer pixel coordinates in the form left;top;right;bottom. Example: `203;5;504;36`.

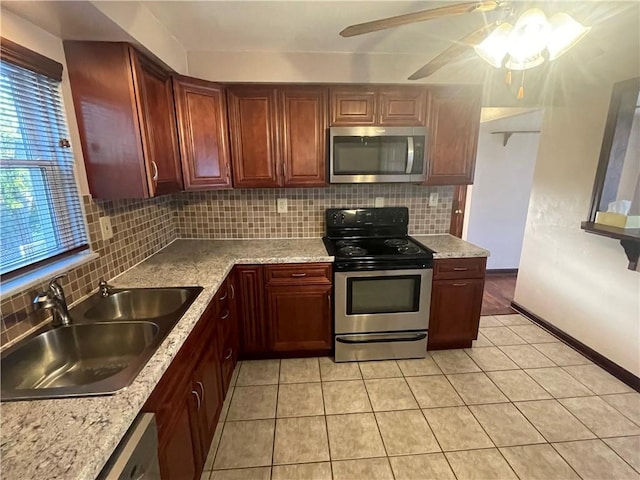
203;313;640;480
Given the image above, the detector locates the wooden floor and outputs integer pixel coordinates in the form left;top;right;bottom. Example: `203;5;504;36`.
482;272;518;316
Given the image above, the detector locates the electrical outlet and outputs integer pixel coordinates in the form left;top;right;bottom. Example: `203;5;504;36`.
374;197;385;207
429;192;439;207
99;216;113;240
277;198;288;213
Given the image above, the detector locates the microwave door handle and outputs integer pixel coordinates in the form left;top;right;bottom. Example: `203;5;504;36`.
406;136;415;174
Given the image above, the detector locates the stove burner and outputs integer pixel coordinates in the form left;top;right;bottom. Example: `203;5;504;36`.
339;246;368;256
336;240;360;248
399;245;421;255
384;239;410;247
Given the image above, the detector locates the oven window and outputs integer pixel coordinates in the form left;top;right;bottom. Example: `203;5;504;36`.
333;136;408;175
347;275;421;314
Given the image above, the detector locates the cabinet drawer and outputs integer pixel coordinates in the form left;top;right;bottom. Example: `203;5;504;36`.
265;263;332;286
433;257;486;280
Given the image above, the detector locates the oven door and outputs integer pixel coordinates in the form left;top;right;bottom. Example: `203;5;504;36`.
334;268;432;334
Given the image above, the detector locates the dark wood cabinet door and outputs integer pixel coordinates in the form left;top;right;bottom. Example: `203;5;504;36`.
235;266;269;356
378;87;427;126
174;76;232;190
131;49;183;195
329;87;377;125
157;385;199;480
267;284;332;353
280;86;328;186
428;278;484;350
192;324;223;454
227;86;280;187
425;85;482;185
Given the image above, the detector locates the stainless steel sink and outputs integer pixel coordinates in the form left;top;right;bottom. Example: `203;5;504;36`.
1;286;202;401
82;288;197;321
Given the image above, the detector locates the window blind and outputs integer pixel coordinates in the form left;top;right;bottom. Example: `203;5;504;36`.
0;59;88;276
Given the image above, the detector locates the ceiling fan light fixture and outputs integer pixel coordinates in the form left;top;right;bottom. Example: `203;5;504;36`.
507;8;551;60
474;22;513;67
547;12;592;61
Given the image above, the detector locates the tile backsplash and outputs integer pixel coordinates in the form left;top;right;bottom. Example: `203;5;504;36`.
174;184;454;239
1;195;177;346
1;184;454;347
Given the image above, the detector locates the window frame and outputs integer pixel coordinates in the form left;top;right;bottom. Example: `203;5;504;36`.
0;36;94;294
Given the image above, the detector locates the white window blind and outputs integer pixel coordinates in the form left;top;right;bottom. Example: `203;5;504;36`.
0;59;88;276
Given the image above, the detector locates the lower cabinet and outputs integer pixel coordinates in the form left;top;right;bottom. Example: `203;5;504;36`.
428;257;486;350
143;301;224;480
236;263;333;357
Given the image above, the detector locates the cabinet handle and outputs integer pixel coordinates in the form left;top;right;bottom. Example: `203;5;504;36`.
219;291;228;301
328;294;331;310
151;160;158;184
230;283;235;299
224;348;233;360
452;267;468;271
191;390;201;410
196;381;205;405
290;273;307;277
220;310;230;320
452;282;468;287
455;209;463;214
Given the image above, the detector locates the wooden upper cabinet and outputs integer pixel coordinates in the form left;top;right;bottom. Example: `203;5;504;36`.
280;86;328;186
425;85;482;185
64;41;182;199
173;76;232;190
329;87;377;125
227;86;280;188
377;87;427;126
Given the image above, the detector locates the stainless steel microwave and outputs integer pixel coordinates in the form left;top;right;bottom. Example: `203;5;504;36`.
329;126;427;184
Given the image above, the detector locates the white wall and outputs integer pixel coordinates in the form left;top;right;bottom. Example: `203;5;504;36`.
464;120;540;269
515;73;640;376
1;8;90;195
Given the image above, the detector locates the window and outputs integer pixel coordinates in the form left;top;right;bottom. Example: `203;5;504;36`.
0;39;88;277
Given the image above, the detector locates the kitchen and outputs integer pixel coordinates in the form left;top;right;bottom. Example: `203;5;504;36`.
1;2;639;480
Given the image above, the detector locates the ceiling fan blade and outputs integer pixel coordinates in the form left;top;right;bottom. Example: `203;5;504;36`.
340;1;499;37
408;23;495;80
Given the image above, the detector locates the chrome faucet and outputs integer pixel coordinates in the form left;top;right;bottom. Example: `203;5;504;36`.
33;274;72;327
98;279;114;297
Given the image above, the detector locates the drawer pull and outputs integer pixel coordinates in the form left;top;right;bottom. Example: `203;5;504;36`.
230;283;235;299
452;282;468;287
290;273;307;277
452;267;469;271
224;348;233;360
191;390;201;410
219;291;228;301
220;310;230;320
196;381;205;404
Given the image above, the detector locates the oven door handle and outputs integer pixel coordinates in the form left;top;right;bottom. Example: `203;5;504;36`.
336;333;427;344
405;136;415;174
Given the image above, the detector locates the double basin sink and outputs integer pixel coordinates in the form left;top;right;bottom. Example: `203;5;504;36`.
1;287;202;401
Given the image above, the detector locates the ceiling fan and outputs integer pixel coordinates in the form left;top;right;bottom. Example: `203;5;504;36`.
340;1;591;81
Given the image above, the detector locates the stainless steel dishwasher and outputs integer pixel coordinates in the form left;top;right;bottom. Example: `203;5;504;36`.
98;413;161;480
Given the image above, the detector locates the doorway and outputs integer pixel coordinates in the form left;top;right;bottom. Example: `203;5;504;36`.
462;108;543;315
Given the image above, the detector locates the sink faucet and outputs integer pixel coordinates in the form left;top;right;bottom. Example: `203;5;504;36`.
33;275;72;327
98;279;114;297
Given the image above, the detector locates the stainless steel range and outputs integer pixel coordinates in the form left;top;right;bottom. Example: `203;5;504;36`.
323;207;434;362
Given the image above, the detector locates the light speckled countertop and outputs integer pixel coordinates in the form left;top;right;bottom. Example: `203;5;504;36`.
413;234;490;258
0;236;486;480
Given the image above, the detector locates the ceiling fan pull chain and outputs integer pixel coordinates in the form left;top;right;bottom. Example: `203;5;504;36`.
517;70;525;100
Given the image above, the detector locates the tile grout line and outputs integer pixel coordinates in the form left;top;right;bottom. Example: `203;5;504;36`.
270;359;282;472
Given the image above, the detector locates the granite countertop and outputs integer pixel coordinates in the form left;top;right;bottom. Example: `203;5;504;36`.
413;234;490;258
0;236;486;480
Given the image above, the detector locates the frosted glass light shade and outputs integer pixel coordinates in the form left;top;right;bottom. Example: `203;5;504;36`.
547;12;591;60
474;22;513;67
505;53;545;71
507;8;551;61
